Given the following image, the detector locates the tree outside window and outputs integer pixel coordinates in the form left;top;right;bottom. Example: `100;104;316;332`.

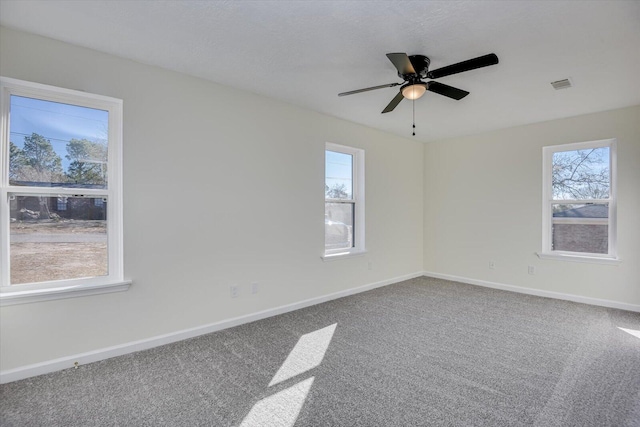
541;139;617;260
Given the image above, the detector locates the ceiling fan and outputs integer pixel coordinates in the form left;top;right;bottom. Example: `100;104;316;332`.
338;52;499;113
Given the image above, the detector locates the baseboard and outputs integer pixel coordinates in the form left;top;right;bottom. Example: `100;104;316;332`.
423;271;640;313
0;271;423;384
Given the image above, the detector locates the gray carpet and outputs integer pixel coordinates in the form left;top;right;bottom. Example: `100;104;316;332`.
2;277;640;426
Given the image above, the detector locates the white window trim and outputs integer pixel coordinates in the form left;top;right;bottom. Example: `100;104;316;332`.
322;250;367;262
537;138;619;264
322;142;365;260
536;252;621;265
0;77;130;305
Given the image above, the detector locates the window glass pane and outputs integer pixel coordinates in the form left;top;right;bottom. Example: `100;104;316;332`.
552;203;608;254
325;150;353;199
552;147;609;200
9;194;108;284
9;95;108;189
325;202;353;251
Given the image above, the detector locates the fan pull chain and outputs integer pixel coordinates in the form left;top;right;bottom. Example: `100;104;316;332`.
412;99;416;136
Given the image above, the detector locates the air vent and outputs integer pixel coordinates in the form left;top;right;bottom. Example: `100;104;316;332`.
551;78;573;90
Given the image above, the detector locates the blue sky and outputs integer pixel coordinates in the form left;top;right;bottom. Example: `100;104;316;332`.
325;150;352;198
9;95;108;170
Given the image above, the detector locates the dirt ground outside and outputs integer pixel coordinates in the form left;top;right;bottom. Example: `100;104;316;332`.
10;220;107;285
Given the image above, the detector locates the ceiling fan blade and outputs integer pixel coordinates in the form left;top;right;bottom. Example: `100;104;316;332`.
338;83;401;97
386;53;417;75
427;81;469;100
426;53;499;79
382;91;405;114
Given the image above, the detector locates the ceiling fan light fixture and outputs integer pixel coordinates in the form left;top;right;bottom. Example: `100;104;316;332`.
401;83;427;100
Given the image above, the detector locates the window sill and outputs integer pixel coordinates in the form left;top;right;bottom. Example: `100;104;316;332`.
536;252;621;265
0;280;132;306
321;250;367;262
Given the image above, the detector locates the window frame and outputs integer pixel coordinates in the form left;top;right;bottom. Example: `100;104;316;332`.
538;138;619;264
323;142;365;260
0;77;130;305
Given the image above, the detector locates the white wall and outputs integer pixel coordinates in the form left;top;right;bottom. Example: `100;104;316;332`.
0;27;424;372
2;24;637;377
424;105;640;306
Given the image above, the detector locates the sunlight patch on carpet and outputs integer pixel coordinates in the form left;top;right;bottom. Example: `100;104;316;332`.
240;377;315;427
618;327;640;340
268;323;337;387
239;324;337;426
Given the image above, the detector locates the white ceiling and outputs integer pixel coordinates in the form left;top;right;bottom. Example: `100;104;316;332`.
1;0;639;142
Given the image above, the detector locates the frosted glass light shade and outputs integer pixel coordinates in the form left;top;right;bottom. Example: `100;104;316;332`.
402;84;427;100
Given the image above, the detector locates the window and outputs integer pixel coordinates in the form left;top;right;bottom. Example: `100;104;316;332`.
1;77;128;304
324;142;364;258
57;196;68;211
539;138;618;263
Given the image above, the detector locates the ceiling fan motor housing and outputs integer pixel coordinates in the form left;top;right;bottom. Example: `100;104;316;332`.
407;55;430;78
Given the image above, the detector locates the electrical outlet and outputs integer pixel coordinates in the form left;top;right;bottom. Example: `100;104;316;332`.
489;261;496;270
528;266;536;275
367;261;373;270
230;284;239;298
251;282;259;294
